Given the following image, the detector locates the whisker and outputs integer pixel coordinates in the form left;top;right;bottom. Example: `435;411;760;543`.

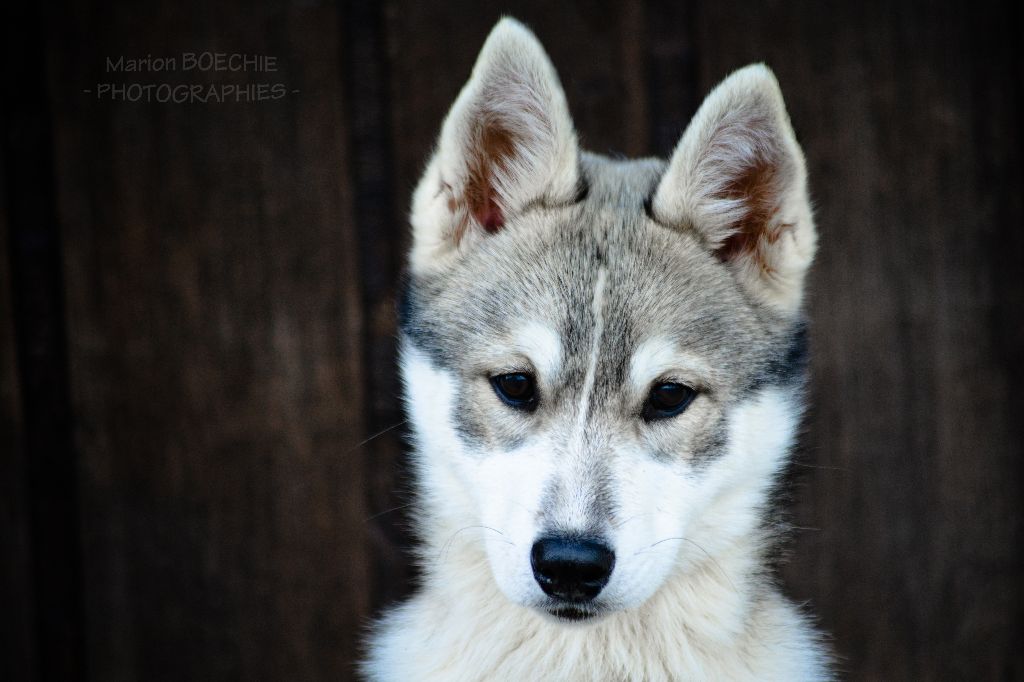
678;537;737;592
364;502;415;523
436;525;513;566
634;536;737;591
347;420;409;453
477;525;506;537
792;462;848;472
634;536;688;554
612;512;654;530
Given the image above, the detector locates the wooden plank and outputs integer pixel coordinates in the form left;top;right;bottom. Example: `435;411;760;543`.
641;0;700;157
3;3;85;679
0;107;36;682
692;1;1024;678
340;0;412;615
48;1;369;678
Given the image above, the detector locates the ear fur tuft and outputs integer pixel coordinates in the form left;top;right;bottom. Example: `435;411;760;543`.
652;64;815;315
410;18;579;272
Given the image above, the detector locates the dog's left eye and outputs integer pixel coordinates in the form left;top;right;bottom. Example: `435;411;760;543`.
642;382;697;422
490;372;538;411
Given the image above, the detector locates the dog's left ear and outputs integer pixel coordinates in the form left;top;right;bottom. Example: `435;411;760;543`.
651;65;815;316
409;18;579;272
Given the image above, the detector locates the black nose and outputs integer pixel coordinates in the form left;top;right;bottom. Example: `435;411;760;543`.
530;536;615;602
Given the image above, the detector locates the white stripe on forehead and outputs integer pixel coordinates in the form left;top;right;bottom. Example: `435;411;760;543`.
511;321;562;379
574;267;607;437
551;266;608;532
629;336;715;391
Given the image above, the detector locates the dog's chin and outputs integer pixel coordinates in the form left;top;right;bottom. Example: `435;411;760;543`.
535;603;608;626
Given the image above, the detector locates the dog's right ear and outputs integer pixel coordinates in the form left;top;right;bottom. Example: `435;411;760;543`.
651;65;815;317
409;18;579;273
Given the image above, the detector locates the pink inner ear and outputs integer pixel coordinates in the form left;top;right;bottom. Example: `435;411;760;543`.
714;150;793;271
476;195;504;232
464;123;515;235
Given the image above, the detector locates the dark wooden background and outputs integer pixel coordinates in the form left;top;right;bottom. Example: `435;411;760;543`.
2;1;1021;679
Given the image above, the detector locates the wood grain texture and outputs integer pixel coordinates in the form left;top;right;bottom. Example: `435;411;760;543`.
0;116;35;682
0;1;1019;680
3;3;84;679
342;0;411;614
47;0;369;678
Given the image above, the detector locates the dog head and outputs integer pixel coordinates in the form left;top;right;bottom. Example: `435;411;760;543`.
399;18;815;623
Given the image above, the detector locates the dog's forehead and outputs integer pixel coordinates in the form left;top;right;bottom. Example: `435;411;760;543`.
522;216;754;386
404;155;777;388
544;162;760;354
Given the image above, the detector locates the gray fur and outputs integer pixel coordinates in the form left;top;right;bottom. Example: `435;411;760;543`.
399;152;801;464
367;19;831;680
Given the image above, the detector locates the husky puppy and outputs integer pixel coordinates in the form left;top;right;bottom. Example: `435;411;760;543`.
363;17;831;681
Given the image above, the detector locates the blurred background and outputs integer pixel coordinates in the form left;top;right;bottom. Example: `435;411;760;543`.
2;1;1021;680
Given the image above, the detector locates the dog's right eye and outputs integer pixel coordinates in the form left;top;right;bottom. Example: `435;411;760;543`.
642;382;697;422
490;373;538;411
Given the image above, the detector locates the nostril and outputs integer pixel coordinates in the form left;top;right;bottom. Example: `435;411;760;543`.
530;536;615;602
